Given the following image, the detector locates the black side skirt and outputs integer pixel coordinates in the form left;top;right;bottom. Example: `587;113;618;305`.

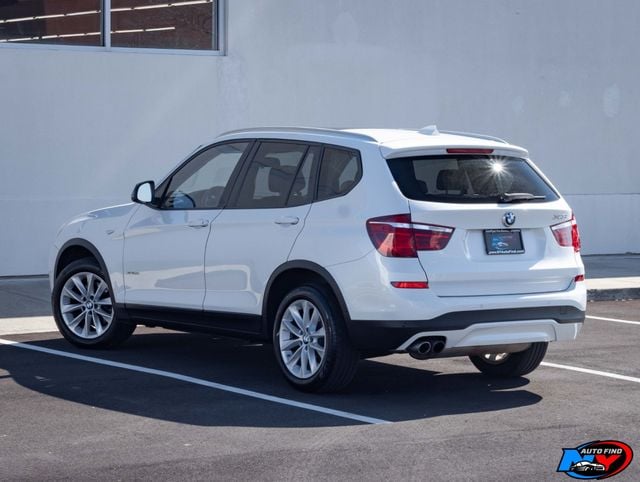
117;303;265;339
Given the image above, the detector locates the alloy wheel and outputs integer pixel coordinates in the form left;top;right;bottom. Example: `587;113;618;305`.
59;272;114;339
279;299;326;379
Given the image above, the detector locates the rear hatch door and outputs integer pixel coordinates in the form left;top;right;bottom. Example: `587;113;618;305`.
387;153;581;297
409;200;579;296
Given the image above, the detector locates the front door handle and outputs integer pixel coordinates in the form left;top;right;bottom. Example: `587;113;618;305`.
274;216;300;226
187;219;210;228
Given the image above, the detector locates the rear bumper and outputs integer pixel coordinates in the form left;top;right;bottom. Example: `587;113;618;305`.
347;305;585;353
326;249;587;322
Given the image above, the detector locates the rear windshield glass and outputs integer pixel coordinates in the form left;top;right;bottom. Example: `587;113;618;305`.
387;155;559;203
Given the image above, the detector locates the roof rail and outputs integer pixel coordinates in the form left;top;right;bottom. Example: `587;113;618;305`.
217;126;378;142
438;130;508;144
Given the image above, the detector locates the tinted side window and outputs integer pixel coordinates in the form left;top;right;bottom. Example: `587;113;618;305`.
317;147;362;201
233;142;308;209
162;142;249;209
287;146;320;207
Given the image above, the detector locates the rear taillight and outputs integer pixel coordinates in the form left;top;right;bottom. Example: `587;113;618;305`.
366;214;454;257
551;214;581;252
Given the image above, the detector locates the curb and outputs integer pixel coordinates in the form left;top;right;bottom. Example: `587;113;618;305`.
588;288;640;302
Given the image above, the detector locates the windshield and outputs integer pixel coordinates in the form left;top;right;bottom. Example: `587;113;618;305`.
386;155;559;203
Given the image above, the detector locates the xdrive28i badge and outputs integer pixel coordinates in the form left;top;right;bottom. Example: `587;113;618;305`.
502;212;516;227
557;440;633;479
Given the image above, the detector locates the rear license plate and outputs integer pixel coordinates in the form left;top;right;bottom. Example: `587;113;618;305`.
484;229;525;255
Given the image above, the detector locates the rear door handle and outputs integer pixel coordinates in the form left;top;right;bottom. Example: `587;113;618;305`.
274;216;299;226
187;219;210;228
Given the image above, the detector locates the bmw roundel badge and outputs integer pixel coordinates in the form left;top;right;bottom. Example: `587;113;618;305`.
503;212;516;227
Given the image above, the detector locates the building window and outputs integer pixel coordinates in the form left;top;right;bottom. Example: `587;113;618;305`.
0;0;220;51
112;0;215;50
0;0;102;46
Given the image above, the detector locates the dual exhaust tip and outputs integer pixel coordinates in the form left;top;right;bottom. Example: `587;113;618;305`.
407;337;446;360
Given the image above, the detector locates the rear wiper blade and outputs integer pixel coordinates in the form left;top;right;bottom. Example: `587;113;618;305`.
497;192;546;203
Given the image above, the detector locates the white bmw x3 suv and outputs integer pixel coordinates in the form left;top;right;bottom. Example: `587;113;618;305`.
50;126;586;392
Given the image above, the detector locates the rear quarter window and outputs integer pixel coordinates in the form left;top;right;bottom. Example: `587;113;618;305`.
387;155;559;203
316;147;362;201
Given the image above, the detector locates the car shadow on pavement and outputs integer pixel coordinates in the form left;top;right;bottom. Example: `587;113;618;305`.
0;331;542;428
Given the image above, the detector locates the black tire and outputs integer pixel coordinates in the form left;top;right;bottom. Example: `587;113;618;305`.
273;284;359;393
52;258;135;349
469;342;548;377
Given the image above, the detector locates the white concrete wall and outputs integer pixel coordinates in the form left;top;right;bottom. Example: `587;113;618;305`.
0;0;638;276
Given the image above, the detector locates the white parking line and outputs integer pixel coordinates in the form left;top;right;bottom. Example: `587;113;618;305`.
587;315;640;326
541;362;640;384
0;338;390;425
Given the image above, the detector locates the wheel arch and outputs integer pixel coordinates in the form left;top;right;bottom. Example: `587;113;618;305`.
54;238;110;283
262;260;351;339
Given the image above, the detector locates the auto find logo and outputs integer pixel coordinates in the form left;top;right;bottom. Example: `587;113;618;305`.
502;211;516;227
557;440;633;479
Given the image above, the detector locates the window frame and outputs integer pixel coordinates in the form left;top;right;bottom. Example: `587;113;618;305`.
286;144;322;207
153;138;255;211
0;0;226;55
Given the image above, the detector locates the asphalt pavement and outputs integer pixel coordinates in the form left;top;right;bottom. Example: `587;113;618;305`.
1;284;639;480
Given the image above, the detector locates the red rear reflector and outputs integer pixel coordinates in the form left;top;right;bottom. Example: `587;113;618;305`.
574;275;585;282
551;214;581;252
446;148;494;154
366;215;454;257
391;281;429;289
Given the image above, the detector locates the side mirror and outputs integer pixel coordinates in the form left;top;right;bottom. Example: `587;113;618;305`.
131;180;155;204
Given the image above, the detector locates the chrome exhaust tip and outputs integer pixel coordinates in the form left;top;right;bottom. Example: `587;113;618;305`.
408;340;432;360
432;340;446;354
